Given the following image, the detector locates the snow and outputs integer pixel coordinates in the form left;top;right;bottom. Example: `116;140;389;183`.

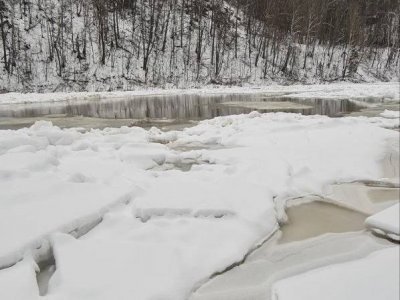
272;247;400;300
0;121;161;268
1;0;399;93
365;203;400;238
190;230;393;300
381;110;400;119
0;108;399;299
46;219;271;300
324;182;399;215
0;82;398;105
0;258;39;300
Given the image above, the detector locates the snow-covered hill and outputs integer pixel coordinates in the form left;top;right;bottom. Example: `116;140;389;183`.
0;0;398;92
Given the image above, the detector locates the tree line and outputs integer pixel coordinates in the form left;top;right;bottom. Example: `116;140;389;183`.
0;0;398;91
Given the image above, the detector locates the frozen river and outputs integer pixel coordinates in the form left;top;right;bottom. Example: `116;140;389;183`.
0;83;399;300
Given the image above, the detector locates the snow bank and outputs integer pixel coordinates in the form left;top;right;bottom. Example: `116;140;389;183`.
366;203;400;240
272;247;399;300
0;82;398;104
284;82;399;100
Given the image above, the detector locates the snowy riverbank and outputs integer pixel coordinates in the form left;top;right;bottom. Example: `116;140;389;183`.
0;82;399;105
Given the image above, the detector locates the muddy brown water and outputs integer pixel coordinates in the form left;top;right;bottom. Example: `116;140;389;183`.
367;188;400;203
279;201;367;244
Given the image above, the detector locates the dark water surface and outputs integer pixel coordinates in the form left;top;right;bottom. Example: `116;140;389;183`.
0;93;384;130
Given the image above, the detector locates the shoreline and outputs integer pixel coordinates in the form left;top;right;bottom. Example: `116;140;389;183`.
0;82;399;105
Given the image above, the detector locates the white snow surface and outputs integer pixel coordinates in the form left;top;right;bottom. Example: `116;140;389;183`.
381;110;400;119
0;258;39;300
0;110;399;299
272;247;400;300
0;82;398;104
365;203;400;236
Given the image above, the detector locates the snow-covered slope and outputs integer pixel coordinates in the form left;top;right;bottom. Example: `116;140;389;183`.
0;0;398;92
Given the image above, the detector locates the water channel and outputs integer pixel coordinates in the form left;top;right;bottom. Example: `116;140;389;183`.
2;93;397;130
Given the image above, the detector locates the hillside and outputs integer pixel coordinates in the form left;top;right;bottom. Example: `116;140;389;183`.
0;0;399;92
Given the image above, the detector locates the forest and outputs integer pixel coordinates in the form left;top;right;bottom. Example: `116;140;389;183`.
0;0;399;91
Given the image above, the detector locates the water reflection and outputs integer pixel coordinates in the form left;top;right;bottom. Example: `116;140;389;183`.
0;94;361;122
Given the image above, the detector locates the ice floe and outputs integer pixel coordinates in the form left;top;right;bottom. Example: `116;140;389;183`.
272;247;399;300
0;111;399;299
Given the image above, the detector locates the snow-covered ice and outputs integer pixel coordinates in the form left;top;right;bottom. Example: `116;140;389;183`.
46;218;272;300
190;230;394;300
272;247;399;300
365;203;400;240
0;106;399;299
381;110;400;119
0;121;164;268
0;258;39;300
